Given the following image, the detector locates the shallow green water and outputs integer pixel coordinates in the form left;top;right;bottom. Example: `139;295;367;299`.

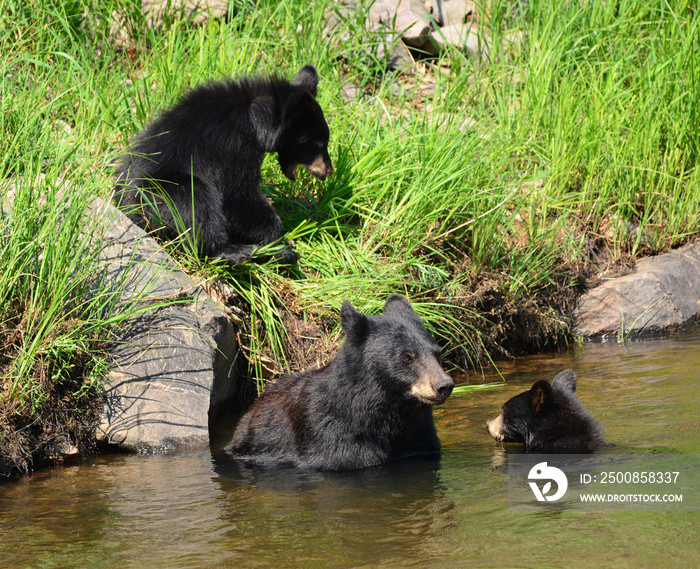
1;335;699;568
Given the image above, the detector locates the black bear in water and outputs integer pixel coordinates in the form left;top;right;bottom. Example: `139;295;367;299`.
114;64;332;264
485;369;604;453
226;295;454;470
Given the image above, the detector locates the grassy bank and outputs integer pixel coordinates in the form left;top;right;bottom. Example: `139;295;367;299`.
1;0;699;470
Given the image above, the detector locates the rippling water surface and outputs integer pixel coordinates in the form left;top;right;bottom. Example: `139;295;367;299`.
1;335;699;568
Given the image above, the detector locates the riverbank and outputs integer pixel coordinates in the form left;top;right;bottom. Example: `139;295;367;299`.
2;0;699;475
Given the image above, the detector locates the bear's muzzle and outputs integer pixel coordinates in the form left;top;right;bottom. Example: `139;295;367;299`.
485;413;506;441
305;154;333;180
411;373;454;405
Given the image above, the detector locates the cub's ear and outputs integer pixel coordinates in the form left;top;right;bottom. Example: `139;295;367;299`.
383;295;420;322
292;64;319;97
340;300;369;343
529;380;553;412
551;369;577;393
249;95;281;150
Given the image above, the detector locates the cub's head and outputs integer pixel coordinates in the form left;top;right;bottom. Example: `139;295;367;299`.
277;65;333;182
485;384;545;444
339;295;454;405
485;369;600;452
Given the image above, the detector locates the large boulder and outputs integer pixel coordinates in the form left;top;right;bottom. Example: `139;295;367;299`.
574;241;700;338
93;197;239;452
1;180;240;455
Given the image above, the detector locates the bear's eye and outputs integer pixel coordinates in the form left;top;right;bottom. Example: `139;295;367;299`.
402;351;416;364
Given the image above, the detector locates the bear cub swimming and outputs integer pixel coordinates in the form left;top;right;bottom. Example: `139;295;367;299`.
226;295;454;470
115;64;332;265
485;369;604;453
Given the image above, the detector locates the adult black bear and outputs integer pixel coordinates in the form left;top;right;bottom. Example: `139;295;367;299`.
114;65;332;264
485;369;604;453
226;295;455;470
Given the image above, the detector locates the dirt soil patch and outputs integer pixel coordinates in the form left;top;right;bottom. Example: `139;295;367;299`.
1;310;103;478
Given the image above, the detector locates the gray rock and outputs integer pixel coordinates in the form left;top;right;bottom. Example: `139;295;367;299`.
107;0;229;47
100;303;236;452
327;0;488;71
2;180;239;453
430;23;489;62
365;0;428;71
93;197;239;452
377;35;418;72
574;241;700;338
425;0;475;27
340;82;363;101
369;0;434;48
323;1;418;72
140;0;229;27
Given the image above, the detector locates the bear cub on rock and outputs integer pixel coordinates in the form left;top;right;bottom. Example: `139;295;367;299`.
115;64;332;265
226;295;454;470
485;369;604;453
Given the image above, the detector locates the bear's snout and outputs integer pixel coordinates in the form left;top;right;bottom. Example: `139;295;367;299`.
411;373;454;405
435;375;454;400
283;155;333;182
305;154;333;180
485;413;505;441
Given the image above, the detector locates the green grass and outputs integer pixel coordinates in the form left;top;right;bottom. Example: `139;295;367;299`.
0;174;104;415
1;0;699;413
451;382;505;396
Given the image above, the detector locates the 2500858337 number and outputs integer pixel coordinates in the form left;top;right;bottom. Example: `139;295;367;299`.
600;471;680;484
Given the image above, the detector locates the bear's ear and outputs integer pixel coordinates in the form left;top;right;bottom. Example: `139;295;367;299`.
292;65;319;97
340;300;369;343
551;369;577;393
249;95;282;150
383;295;420;322
529;380;553;412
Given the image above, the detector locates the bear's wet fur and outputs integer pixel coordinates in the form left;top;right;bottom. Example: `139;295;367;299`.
114;64;332;265
485;369;604;453
226;295;455;470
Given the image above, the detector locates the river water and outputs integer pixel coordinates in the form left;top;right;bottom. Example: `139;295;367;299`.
1;335;699;568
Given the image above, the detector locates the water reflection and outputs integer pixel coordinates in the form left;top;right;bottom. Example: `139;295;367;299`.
211;453;455;568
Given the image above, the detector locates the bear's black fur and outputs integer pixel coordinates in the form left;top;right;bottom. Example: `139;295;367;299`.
226;295;455;470
114;64;332;265
485;369;604;453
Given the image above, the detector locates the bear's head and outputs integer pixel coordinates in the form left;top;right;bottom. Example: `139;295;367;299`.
339;295;454;405
277;65;333;182
485;370;579;443
485;369;603;453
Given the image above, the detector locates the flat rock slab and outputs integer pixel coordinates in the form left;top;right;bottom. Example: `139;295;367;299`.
574;241;700;338
90;197;239;452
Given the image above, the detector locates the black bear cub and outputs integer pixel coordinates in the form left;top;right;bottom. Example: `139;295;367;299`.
226;295;454;470
485;369;604;453
115;64;332;265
